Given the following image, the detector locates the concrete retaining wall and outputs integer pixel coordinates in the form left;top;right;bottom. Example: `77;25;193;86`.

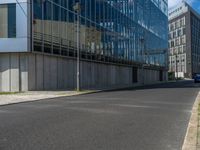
138;68;161;84
0;53;167;92
28;53;133;90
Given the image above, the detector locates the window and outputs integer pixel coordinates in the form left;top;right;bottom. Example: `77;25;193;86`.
177;19;180;28
175;38;179;46
0;4;16;38
178;46;183;53
181;35;186;44
173;31;176;38
170;23;174;31
180;17;185;27
171;41;174;47
177;29;182;36
182;28;186;35
175;21;178;29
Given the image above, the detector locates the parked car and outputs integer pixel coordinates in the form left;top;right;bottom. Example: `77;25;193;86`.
194;74;200;83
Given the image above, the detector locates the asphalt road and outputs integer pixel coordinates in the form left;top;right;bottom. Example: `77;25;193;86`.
0;81;199;150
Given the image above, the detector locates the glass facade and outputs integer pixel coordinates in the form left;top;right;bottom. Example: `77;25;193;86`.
33;0;168;67
0;4;16;38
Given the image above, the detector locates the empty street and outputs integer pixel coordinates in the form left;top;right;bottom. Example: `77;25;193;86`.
0;81;199;150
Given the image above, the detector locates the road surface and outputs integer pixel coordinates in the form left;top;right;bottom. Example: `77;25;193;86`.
0;81;199;150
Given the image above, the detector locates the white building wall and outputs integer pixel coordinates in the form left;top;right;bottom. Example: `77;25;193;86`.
0;53;166;92
0;53;28;92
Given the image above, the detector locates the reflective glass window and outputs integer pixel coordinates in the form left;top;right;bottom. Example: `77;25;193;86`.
0;4;16;38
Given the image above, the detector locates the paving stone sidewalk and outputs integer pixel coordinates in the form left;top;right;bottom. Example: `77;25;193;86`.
0;81;189;107
0;91;93;106
0;84;135;106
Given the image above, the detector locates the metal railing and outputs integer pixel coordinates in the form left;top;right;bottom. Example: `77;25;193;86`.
33;32;166;69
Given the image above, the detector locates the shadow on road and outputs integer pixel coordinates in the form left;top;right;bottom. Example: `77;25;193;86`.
103;80;200;93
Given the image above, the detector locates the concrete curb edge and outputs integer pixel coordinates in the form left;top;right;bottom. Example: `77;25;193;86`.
0;80;187;107
182;92;200;150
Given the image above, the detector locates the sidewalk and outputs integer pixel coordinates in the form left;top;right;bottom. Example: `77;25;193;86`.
0;91;94;106
182;92;200;150
197;93;200;150
0;83;137;106
0;81;189;106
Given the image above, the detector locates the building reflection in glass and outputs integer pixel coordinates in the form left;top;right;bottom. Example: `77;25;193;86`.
33;0;168;67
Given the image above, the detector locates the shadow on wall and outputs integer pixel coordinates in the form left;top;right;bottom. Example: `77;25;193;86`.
0;53;28;92
0;53;168;92
0;53;134;92
28;53;133;91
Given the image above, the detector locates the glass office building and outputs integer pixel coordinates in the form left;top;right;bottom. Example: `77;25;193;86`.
33;0;168;67
0;0;168;91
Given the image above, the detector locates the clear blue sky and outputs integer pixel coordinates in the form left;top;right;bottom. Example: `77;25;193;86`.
191;0;200;13
169;0;200;14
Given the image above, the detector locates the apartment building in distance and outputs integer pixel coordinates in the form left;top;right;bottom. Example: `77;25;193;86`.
168;1;200;78
0;0;168;92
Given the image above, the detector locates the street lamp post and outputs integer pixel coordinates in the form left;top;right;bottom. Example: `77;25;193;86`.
73;2;81;91
140;37;145;85
175;54;178;81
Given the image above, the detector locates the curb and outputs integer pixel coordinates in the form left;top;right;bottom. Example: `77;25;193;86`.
0;91;98;107
182;92;200;150
0;80;188;107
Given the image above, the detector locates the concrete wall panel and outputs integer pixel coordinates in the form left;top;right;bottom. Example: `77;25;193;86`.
63;59;69;89
50;57;58;89
19;54;28;91
69;59;75;89
28;54;36;90
57;58;64;89
0;53;167;91
0;54;10;91
35;54;44;90
10;53;19;91
43;55;50;90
